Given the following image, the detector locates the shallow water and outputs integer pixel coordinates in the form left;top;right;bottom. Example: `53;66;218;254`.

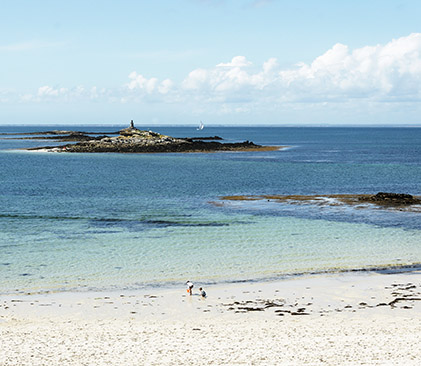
1;126;420;294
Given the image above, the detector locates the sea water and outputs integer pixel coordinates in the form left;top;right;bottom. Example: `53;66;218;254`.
0;126;420;294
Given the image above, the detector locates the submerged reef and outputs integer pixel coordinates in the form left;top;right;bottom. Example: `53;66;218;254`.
218;192;421;212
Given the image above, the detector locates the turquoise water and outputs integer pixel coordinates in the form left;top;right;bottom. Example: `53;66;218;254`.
0;126;420;294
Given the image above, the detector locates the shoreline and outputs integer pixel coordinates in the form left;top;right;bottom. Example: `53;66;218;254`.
2;269;421;320
2;262;421;297
25;144;283;154
1;270;420;365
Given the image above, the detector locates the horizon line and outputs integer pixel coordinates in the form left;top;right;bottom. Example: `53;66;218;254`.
0;123;421;128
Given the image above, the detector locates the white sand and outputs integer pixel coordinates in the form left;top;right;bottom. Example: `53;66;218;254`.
1;271;420;365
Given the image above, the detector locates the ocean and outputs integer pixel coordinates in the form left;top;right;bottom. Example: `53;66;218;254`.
0;126;420;295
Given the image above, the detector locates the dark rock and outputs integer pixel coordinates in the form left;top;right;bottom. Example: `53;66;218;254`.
27;124;275;154
63;139;260;153
359;192;421;206
185;136;223;141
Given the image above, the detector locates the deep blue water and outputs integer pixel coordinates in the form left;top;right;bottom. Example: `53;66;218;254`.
0;126;420;294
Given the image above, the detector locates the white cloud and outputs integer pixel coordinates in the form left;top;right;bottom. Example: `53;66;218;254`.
4;33;421;122
216;56;252;68
278;33;421;101
183;56;276;94
179;33;421;105
38;86;68;97
126;72;174;95
127;72;158;93
33;85;104;102
158;79;173;94
182;68;208;90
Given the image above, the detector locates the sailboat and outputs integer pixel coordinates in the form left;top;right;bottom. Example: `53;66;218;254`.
197;121;204;130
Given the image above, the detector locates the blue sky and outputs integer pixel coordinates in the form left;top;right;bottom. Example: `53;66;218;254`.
1;0;421;125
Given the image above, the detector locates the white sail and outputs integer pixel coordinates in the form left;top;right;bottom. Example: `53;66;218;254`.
197;121;204;130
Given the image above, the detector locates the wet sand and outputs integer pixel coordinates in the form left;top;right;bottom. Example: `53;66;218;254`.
1;271;420;365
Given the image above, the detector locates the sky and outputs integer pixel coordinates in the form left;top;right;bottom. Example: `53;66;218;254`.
1;0;421;126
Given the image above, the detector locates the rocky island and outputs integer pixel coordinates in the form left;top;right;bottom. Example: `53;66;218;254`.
27;121;280;153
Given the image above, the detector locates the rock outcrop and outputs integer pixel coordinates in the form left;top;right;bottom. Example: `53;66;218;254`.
27;121;279;154
60;136;265;153
358;192;421;206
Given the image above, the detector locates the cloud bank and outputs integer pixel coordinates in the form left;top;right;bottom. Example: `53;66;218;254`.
5;33;421;121
180;33;421;104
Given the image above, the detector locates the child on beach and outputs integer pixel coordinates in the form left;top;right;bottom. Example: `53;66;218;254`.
199;287;206;298
186;280;194;295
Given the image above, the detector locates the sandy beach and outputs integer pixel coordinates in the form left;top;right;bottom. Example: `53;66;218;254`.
1;270;420;365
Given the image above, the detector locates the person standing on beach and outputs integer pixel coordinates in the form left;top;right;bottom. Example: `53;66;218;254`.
186;280;194;295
